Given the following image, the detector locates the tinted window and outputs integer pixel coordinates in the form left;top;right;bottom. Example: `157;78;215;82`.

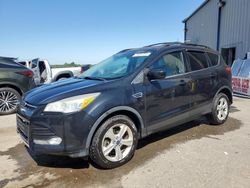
207;52;219;66
149;52;185;77
187;51;208;71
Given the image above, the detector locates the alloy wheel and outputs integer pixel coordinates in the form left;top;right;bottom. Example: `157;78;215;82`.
101;123;134;162
0;90;19;113
216;97;229;121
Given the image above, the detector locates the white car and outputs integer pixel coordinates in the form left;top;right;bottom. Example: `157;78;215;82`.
18;59;81;85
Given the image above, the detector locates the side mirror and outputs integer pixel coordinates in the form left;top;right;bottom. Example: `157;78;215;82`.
147;69;166;80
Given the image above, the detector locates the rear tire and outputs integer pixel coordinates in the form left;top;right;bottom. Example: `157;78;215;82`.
207;93;230;125
90;115;138;169
0;87;21;115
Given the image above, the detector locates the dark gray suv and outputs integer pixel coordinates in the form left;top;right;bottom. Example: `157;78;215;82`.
17;42;232;169
0;57;35;115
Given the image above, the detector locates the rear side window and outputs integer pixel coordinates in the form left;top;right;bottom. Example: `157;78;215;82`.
187;51;208;71
207;52;219;66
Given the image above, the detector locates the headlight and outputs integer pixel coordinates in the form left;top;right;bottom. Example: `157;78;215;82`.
44;93;100;113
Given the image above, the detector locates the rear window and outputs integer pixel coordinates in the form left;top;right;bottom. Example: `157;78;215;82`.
207;52;219;66
187;51;209;71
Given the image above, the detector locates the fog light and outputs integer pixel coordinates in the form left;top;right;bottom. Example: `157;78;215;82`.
33;137;62;145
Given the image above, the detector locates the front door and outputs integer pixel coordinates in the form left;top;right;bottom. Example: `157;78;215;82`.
145;51;192;134
44;60;52;84
31;58;41;85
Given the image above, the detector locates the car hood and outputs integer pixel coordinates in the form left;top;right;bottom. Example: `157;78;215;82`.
24;78;107;105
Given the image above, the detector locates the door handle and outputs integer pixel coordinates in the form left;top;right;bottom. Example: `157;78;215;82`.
179;80;186;86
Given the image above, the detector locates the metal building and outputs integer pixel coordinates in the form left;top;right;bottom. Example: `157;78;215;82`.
183;0;250;66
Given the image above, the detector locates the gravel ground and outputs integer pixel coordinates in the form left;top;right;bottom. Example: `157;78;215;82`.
0;97;249;188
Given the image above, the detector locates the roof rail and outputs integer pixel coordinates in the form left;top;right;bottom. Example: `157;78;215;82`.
144;42;210;49
144;42;183;48
120;42;211;51
118;48;133;53
183;42;210;49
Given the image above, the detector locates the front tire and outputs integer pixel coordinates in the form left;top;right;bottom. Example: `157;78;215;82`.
207;93;230;125
0;87;21;115
90;115;138;169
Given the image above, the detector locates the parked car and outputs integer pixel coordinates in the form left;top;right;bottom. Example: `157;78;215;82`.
231;59;250;97
0;57;35;115
18;59;81;85
16;42;232;169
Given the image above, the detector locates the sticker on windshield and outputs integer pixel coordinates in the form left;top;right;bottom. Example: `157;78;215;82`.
132;52;151;57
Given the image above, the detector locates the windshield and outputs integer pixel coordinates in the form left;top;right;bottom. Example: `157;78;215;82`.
79;51;152;79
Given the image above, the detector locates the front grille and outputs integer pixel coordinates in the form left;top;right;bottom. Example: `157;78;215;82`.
17;114;30;146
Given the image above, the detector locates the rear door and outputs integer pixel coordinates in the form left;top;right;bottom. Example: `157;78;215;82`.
43;60;52;83
145;50;192;133
185;50;214;114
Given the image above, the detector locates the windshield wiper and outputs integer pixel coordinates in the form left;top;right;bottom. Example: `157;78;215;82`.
82;76;106;81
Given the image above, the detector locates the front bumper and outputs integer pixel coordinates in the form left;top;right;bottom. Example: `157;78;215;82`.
16;102;96;158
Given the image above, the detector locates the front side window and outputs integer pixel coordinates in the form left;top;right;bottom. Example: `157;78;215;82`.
80;51;151;79
149;51;185;77
187;51;208;71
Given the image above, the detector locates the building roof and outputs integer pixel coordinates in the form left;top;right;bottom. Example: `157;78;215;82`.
183;0;210;23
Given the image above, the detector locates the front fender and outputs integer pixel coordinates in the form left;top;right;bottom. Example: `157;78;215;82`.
84;106;145;154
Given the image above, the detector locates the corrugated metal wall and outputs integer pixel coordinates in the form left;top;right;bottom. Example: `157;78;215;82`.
220;0;250;59
185;0;250;59
185;0;218;49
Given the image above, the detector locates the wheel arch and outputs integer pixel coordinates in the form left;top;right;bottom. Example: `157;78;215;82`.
0;83;23;95
216;86;233;104
53;71;73;81
85;106;145;152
